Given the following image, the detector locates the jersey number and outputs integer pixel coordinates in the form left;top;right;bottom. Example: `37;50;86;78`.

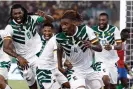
27;32;31;39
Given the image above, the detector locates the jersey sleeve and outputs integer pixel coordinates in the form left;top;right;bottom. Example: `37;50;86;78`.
31;15;45;23
86;25;98;43
4;25;13;37
114;26;121;42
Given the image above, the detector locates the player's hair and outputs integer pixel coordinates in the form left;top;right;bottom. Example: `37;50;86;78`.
42;23;54;29
121;28;130;34
9;4;28;23
99;12;109;19
121;28;130;42
61;10;82;21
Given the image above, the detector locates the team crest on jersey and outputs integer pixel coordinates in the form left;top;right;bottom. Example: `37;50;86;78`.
108;33;111;36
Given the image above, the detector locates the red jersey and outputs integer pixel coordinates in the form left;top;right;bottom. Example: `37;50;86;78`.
117;43;125;68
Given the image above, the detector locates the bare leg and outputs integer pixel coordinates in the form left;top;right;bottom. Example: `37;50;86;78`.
102;75;110;89
29;81;38;89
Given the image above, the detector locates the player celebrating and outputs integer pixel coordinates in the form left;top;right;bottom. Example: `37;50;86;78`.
3;4;53;89
0;30;11;89
36;23;54;89
36;23;70;89
92;13;122;89
56;10;104;89
36;23;54;57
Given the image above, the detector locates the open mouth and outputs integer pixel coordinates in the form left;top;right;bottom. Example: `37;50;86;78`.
16;18;21;22
45;36;50;39
100;24;104;27
100;25;105;29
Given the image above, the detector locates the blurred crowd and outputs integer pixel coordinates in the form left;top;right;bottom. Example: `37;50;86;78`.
0;1;120;31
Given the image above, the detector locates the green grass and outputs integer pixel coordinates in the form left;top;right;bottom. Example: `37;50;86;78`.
8;80;29;89
8;80;133;89
8;80;40;89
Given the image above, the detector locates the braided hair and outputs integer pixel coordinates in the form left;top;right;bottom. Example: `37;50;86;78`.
9;4;28;24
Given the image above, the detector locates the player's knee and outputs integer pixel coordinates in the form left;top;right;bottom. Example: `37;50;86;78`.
102;75;110;86
0;75;6;83
62;82;70;88
0;75;6;88
0;82;5;88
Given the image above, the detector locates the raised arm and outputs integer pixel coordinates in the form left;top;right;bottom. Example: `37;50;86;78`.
36;10;54;23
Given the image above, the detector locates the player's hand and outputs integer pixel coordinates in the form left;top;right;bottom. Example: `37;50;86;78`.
104;44;112;51
66;63;73;70
35;10;54;23
17;56;29;70
35;10;46;17
82;40;91;48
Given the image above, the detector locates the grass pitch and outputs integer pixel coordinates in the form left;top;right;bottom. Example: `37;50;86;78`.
8;80;29;89
8;80;133;89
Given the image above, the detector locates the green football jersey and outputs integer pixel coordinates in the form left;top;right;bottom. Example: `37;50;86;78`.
92;24;120;45
92;24;121;62
56;25;98;71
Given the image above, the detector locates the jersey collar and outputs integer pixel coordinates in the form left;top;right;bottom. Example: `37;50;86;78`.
98;24;109;32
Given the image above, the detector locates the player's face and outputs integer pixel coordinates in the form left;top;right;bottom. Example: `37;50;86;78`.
99;15;108;30
60;18;74;35
42;26;53;40
121;32;129;41
12;8;24;24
